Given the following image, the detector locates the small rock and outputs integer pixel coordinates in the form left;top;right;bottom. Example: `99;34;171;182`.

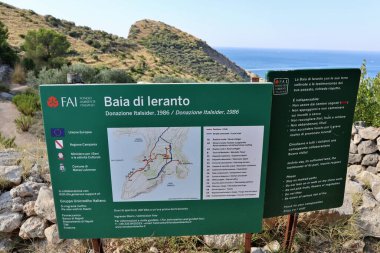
348;154;363;164
353;134;362;145
0;191;12;214
19;216;48;239
361;192;378;209
263;240;280;252
0;212;23;232
0;92;13;101
359;127;380;140
44;224;63;245
333;193;354;216
346;179;363;194
0;165;22;185
11;197;24;212
0;149;21;166
349;142;358;154
362;154;379;166
251;247;264;253
356;171;380;188
358;140;378;155
149;246;159;253
10;181;45;199
347;165;364;179
342;240;365;253
356;204;380;237
34;186;56;223
23;201;36;216
367;166;379;174
204;234;243;250
378;137;380;151
372;182;380;202
352;125;358;135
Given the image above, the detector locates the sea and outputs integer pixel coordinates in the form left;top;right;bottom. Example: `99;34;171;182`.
217;48;380;79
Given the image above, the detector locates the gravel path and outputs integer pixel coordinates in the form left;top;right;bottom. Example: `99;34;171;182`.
0;100;39;147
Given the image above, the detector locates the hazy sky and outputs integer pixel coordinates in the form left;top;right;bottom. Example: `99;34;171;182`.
2;0;379;51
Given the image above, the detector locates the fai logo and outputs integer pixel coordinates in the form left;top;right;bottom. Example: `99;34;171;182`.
47;96;59;108
47;96;78;108
273;78;289;95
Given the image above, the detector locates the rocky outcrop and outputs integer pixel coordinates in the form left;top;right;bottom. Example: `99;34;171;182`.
10;181;45;198
0;149;20;166
347;126;380;238
204;234;243;250
0;165;22;185
34;186;56;223
0;212;23;232
19;216;48;239
44;224;63;245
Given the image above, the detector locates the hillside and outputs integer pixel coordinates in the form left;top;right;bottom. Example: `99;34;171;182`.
0;2;249;82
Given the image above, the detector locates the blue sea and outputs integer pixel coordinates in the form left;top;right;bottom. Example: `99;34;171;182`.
217;48;380;78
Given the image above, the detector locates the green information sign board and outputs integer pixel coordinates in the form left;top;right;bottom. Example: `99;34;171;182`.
264;69;360;217
40;83;272;238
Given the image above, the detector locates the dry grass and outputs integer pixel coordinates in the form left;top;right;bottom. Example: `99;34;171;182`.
0;176;13;191
18;139;49;180
104;237;220;253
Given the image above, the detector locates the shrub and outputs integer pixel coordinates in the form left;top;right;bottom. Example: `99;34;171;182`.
11;64;26;84
96;69;135;83
12;93;41;116
15;115;33;132
22;28;70;70
0;132;16;148
21;57;35;71
27;64;135;85
354;61;380;127
152;75;195;83
0;21;17;66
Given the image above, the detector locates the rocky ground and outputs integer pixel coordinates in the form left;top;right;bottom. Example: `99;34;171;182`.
0;103;380;253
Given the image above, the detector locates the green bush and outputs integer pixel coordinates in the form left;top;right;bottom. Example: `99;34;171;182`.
0;132;16;148
27;64;135;85
152;75;195;83
15;115;33;132
0;21;18;66
354;61;380;127
12;93;41;116
96;69;135;83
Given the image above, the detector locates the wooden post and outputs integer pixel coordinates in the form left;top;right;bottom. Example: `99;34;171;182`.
244;233;252;253
91;238;104;253
282;213;298;253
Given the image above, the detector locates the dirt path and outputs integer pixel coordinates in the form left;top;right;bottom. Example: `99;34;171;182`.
0;100;40;148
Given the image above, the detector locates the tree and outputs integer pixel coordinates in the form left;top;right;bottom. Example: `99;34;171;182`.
22;28;70;69
0;21;17;66
354;61;380;126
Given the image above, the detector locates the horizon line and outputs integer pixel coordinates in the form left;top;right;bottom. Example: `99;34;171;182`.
212;46;380;54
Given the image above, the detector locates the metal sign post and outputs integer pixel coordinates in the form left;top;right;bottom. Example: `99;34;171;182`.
283;213;298;253
244;233;252;253
91;238;104;253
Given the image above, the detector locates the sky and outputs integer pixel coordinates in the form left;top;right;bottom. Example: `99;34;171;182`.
2;0;379;51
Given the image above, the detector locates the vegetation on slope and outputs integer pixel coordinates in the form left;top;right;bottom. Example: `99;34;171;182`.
129;19;249;82
0;2;249;82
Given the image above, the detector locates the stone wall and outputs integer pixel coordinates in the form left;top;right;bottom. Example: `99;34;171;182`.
349;126;380;175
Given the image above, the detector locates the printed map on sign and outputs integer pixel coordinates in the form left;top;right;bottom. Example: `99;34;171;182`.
107;127;201;202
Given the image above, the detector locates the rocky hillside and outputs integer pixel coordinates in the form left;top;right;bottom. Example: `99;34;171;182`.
0;2;249;82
